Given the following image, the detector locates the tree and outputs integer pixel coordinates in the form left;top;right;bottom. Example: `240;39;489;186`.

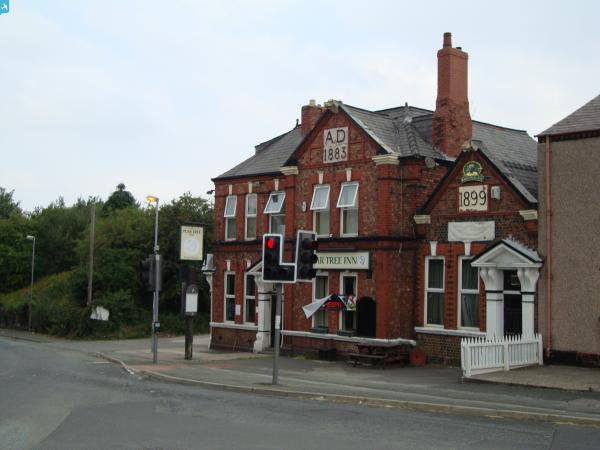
0;187;22;218
101;183;138;216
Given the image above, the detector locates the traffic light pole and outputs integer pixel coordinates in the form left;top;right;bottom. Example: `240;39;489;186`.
151;199;160;365
272;282;282;385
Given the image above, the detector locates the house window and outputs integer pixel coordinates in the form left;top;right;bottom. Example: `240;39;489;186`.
245;194;257;240
425;258;445;326
265;191;286;235
311;185;330;236
459;257;479;328
312;273;329;329
337;182;358;236
340;273;357;332
224;272;235;322
244;274;256;324
224;195;237;241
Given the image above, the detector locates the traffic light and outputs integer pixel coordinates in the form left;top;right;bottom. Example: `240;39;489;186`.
296;230;318;281
142;255;155;291
141;254;163;292
262;234;295;283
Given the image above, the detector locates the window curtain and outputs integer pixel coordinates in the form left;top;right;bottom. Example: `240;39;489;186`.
427;292;444;325
461;294;479;327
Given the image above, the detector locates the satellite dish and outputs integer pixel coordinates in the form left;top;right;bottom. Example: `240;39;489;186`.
424;157;436;169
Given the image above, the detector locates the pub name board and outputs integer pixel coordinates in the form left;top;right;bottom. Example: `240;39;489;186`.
314;251;370;270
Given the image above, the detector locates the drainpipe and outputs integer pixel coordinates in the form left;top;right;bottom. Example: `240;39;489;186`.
545;137;553;358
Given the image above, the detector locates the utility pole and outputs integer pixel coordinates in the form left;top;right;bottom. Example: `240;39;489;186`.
86;204;95;307
26;235;36;332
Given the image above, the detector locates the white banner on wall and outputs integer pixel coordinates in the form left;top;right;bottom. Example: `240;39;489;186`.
448;221;495;242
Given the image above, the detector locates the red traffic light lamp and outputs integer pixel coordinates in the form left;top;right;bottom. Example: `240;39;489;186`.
262;234;295;283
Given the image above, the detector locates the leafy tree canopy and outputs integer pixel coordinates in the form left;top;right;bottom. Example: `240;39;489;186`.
0;187;22;218
101;183;138;216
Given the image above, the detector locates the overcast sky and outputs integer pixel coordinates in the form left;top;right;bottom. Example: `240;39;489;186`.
1;0;599;211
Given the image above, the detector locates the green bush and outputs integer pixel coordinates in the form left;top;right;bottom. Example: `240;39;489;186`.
32;301;81;336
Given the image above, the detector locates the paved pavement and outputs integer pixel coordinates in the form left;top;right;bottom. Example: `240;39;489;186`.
2;329;600;427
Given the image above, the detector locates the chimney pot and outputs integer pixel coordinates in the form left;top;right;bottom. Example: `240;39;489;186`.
443;32;452;48
309;99;316;106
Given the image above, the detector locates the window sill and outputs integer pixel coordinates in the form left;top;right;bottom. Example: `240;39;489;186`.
337;330;355;337
211;322;258;331
310;327;329;334
414;326;485;338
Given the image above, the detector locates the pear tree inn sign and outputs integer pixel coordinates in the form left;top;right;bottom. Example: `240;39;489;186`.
323;127;348;163
314;251;370;270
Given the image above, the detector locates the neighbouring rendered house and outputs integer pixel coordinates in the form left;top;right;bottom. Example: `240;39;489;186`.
203;33;541;365
536;94;600;366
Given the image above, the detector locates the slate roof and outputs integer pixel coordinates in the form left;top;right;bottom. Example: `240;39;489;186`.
538;94;600;136
215;126;304;180
214;101;538;202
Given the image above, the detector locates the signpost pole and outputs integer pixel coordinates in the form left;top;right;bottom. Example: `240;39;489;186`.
185;315;193;360
272;282;282;385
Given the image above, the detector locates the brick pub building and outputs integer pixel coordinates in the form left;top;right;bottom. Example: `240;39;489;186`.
203;33;541;365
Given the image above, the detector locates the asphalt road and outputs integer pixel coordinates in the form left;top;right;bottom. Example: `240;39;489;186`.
1;336;599;450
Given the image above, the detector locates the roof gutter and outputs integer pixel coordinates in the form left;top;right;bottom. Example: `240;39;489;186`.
544;137;553;358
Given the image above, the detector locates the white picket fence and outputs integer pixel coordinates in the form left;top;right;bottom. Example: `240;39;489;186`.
461;334;543;378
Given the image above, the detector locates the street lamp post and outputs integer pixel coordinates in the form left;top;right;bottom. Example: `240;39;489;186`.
26;235;35;332
146;196;160;364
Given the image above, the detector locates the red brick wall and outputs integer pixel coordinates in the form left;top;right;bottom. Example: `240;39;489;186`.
416;333;462;366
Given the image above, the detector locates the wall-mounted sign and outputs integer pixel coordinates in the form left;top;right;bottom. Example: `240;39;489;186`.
323;127;348;163
448;221;495;242
314;251;369;270
461;161;484;183
458;184;488;212
180;225;204;261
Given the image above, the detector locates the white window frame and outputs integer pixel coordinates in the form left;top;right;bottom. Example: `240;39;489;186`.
311;185;330;237
424;257;445;327
312;272;329;329
224;271;236;323
311;185;330;210
269;213;285;235
339;272;357;332
264;191;285;214
458;257;480;330
224;195;237;241
336;182;358;208
338;182;358;237
245;194;257;240
244;273;256;324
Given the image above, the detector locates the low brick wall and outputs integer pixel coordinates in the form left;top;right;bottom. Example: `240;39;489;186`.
211;328;256;352
416;332;462;366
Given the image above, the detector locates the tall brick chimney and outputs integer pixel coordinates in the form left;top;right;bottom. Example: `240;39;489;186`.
301;99;324;135
432;32;472;157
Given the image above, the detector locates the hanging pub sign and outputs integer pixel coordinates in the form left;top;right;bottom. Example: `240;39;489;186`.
180;225;204;261
323;127;348;163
